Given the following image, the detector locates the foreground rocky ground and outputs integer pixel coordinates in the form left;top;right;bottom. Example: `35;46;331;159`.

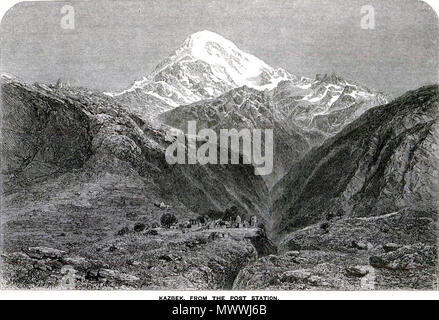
234;211;437;290
2;227;275;290
234;244;437;290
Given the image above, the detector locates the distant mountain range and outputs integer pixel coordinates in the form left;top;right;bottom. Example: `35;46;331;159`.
107;31;388;122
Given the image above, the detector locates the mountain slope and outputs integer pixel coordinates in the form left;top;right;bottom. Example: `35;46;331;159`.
1;75;271;252
272;85;438;239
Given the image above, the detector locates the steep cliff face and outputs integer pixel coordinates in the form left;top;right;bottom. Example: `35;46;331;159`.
272;85;438;240
1;79;94;192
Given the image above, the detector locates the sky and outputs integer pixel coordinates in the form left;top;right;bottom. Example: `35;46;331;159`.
1;0;438;96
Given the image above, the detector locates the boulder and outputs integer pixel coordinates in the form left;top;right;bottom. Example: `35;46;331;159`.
345;266;369;278
146;229;159;236
98;269;140;283
134;223;146;233
26;247;66;260
351;240;368;251
159;255;173;262
285;251;300;258
116;227;130;236
383;243;401;253
281;270;312;282
370;244;436;270
62;257;88;266
369;256;386;268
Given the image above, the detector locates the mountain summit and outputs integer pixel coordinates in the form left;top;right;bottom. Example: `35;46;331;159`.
108;31;294;117
175;30;293;90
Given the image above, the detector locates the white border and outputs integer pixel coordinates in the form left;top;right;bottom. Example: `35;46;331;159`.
0;0;438;300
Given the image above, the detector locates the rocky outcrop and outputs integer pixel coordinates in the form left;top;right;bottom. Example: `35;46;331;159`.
1;79;93;192
233;243;437;290
233;250;364;290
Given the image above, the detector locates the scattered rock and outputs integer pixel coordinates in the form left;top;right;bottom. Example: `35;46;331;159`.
145;229;159;236
34;261;54;272
116;227;130;236
369;244;436;270
369;256;386;268
63;257;88;266
134;223;146;233
98;269;140;283
383;243;401;253
281;270;312;282
267;255;279;264
26;247;66;260
159;255;173;262
351;240;368;251
285;251;300;258
86;269;100;281
126;212;137;219
3;252;33;261
345;266;369;278
308;275;325;286
208;232;229;240
320;222;330;233
154;202;169;209
208;233;219;241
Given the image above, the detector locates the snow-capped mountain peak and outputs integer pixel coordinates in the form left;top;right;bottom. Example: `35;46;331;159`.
108;31;294;116
176;30;288;89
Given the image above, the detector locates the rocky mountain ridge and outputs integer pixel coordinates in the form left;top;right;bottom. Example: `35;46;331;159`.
159;72;390;187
